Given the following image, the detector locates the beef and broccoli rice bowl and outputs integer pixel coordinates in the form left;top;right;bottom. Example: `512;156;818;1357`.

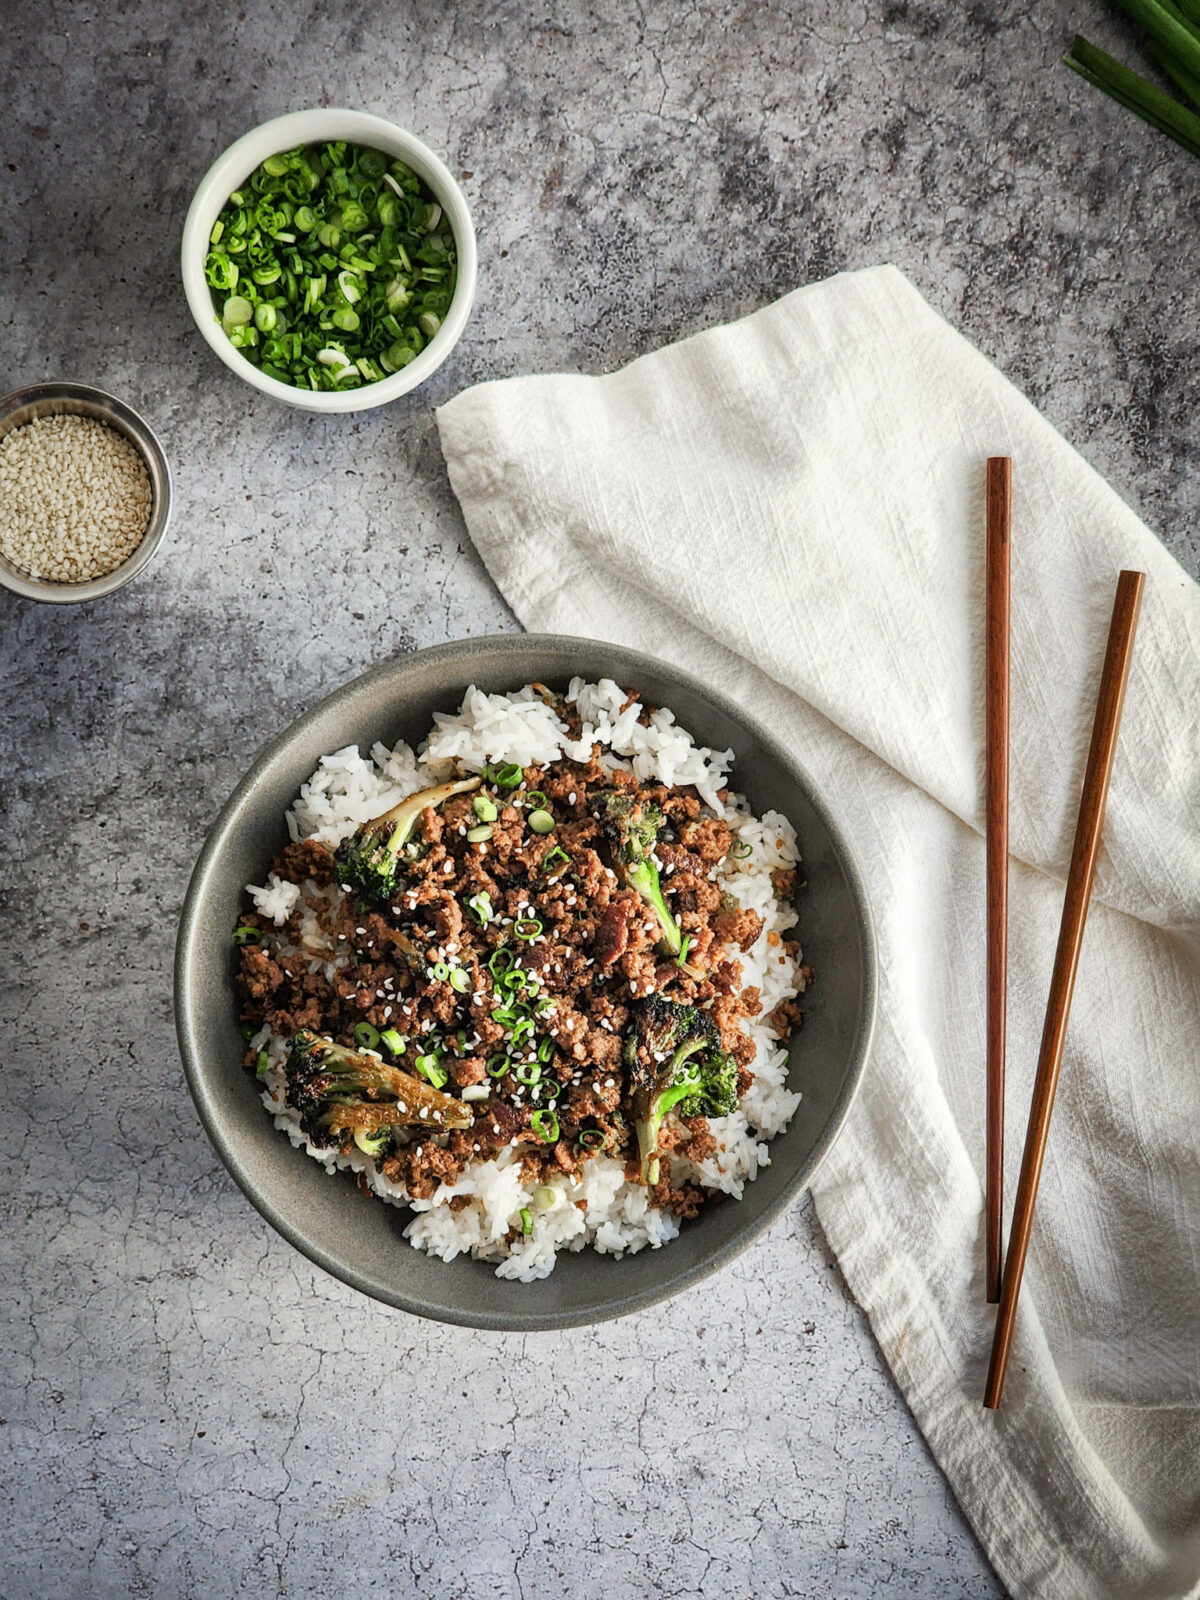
233;678;810;1280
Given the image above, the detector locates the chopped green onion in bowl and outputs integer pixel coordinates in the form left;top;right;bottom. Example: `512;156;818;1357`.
203;140;457;393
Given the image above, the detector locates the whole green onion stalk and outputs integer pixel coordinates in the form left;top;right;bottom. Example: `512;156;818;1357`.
1064;0;1200;160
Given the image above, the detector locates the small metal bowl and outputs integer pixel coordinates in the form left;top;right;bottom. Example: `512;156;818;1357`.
0;382;172;604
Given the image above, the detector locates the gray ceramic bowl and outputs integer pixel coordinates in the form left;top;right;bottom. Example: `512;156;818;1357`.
175;635;876;1329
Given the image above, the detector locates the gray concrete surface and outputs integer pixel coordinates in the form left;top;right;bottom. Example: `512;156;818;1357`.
3;3;1195;1596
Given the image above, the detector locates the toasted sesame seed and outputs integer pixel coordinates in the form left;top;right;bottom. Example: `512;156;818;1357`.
0;414;152;583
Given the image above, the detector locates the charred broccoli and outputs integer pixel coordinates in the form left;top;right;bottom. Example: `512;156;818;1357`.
594;789;688;964
623;998;737;1184
335;775;480;904
283;1029;472;1147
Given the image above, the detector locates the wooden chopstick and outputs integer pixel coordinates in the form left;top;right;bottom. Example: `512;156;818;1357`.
983;568;1145;1410
985;458;1012;1304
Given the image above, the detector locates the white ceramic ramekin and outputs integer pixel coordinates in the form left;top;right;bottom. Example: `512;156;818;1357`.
180;109;477;413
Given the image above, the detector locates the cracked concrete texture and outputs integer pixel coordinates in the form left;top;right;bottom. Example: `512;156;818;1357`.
3;1;1194;1595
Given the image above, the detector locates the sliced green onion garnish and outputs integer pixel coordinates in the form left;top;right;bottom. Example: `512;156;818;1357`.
255;1050;270;1078
467;891;494;925
527;809;555;834
514;1061;542;1086
207;142;457;392
466;824;493;843
578;1129;605;1150
523;790;547;808
380;1027;406;1055
533;1184;562;1211
514;918;543;941
414;1053;449;1088
530;1109;560;1144
233;925;262;946
731;839;754;858
488;948;515;977
537;1036;555;1063
491;762;522;790
677;935;691;967
486;1054;511;1078
353;1022;380;1050
519;1207;533;1235
542;845;570;872
449;967;471;993
472;794;498;823
535;1078;562;1102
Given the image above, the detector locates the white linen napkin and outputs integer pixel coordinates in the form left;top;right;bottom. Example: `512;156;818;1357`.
435;265;1200;1600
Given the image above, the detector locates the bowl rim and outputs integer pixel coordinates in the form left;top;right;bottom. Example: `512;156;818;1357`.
175;634;878;1329
180;108;477;414
0;380;172;604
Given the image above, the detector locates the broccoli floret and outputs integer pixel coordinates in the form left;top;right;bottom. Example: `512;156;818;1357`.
283;1029;472;1146
594;789;686;962
334;775;480;904
623;998;731;1185
676;1048;738;1119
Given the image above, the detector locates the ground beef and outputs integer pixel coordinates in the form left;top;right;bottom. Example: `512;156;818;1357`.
448;1055;487;1087
771;867;800;900
713;905;765;952
768;997;804;1038
235;742;806;1224
274;838;337;887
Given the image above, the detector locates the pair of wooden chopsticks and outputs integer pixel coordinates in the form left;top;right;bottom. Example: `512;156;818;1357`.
981;457;1144;1409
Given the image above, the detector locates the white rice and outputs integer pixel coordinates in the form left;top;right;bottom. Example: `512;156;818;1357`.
249;679;805;1280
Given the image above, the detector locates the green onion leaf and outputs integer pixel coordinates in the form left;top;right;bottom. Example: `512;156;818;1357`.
466;824;493;843
1064;33;1200;159
233;925;262;946
353;1022;381;1051
531;1109;560;1144
519;1207;533;1235
527;809;555;834
467;891;493;925
414;1053;449;1089
380;1027;406;1055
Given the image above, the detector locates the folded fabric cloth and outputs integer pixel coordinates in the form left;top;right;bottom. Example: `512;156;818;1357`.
436;264;1200;1600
